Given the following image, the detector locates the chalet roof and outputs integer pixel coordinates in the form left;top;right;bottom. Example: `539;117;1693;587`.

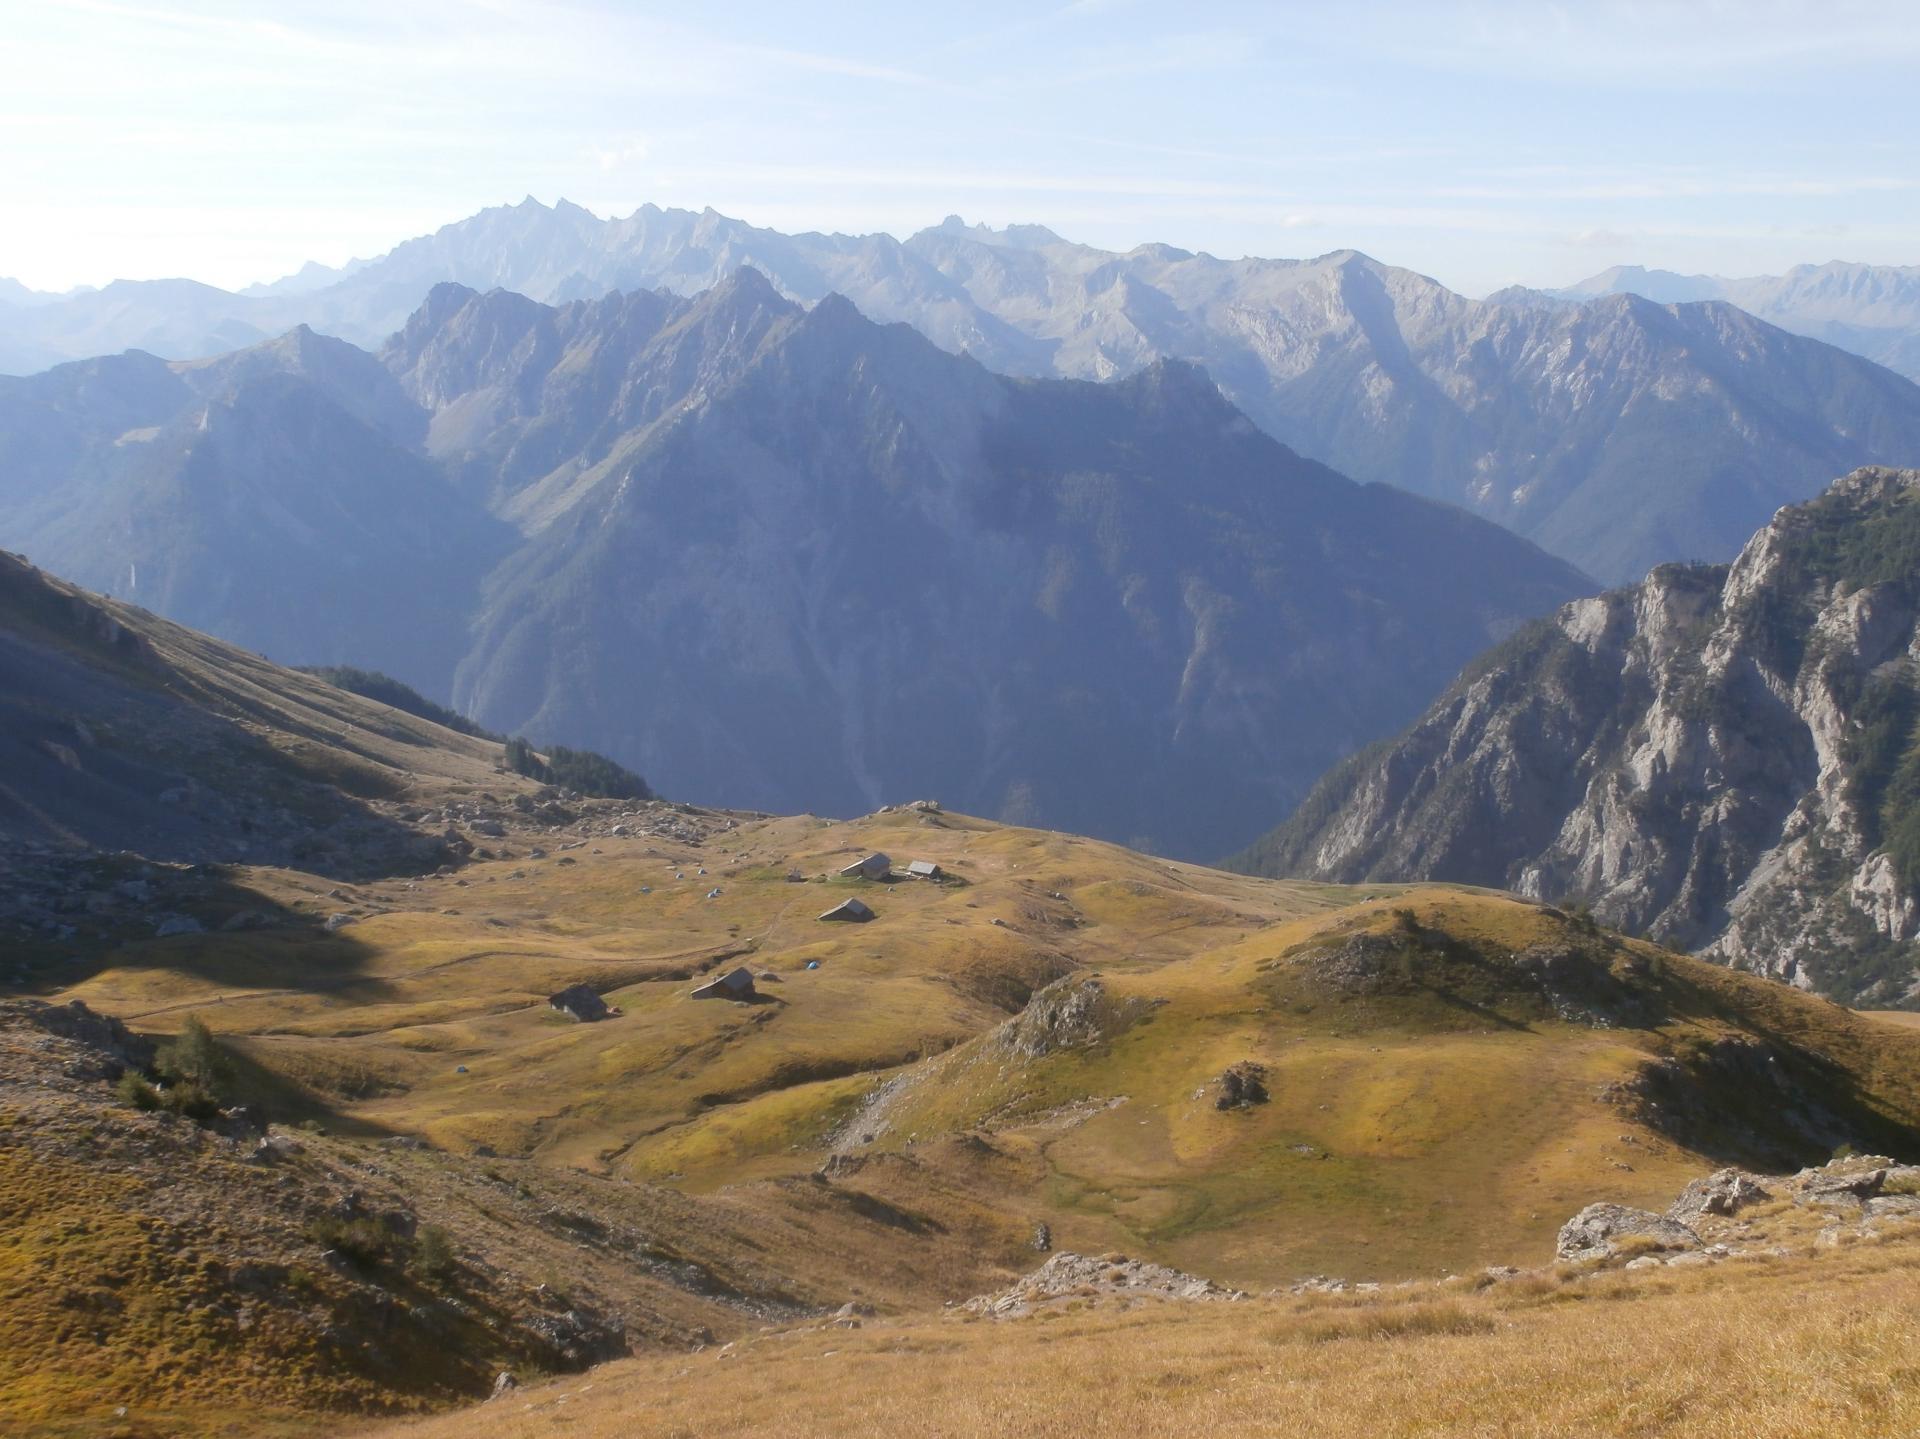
819;897;876;923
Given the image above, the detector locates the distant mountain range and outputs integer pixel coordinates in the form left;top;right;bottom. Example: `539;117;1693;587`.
1235;466;1920;1005
7;199;1920;582
0;273;1590;859
0;326;510;697
1545;261;1920;384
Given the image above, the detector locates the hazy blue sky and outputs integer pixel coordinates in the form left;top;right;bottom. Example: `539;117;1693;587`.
3;0;1917;295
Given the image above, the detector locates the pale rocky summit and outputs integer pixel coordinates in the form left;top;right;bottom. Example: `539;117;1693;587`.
405;274;1589;859
13;199;1920;579
1240;468;1920;1004
1556;259;1920;384
0;271;1592;861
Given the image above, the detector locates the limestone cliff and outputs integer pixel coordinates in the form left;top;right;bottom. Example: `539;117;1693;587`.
1236;468;1920;1005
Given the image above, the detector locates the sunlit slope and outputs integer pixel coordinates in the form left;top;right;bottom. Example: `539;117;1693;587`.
56;809;1920;1292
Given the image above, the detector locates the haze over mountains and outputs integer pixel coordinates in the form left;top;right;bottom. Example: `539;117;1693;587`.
1237;467;1920;1005
1550;261;1920;385
7;199;1920;581
0;270;1589;859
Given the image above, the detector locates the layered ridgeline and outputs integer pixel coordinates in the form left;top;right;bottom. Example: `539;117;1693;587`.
1552;261;1920;384
10;199;1920;580
0;271;1589;859
1236;468;1920;1005
0;326;511;696
387;272;1591;858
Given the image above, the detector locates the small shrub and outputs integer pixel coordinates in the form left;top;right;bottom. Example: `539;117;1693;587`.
307;1215;399;1266
413;1224;457;1280
116;1072;160;1111
155;1016;232;1092
160;1080;221;1123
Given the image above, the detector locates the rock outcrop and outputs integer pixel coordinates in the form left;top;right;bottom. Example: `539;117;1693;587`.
1240;468;1920;1004
1556;1204;1703;1263
962;1251;1245;1318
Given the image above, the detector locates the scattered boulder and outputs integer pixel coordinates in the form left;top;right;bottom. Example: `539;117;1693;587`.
248;1133;304;1164
489;1372;518;1400
1788;1158;1890;1208
1215;1061;1269;1110
815;1153;866;1181
1556;1203;1701;1263
1667;1168;1772;1222
1031;1222;1052;1252
964;1252;1244;1318
548;984;611;1023
152;914;203;938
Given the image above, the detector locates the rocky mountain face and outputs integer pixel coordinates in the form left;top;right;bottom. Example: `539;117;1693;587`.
401;273;1591;858
0;273;1592;860
11;200;1920;581
0;327;510;696
1235;467;1920;1004
1556;261;1920;384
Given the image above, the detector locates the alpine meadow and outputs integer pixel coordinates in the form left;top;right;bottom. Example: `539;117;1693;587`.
6;4;1920;1437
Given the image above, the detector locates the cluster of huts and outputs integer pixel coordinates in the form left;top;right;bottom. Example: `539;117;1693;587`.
552;842;953;1019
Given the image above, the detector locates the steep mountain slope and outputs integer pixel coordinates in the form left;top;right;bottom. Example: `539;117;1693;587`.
1237;467;1920;1005
0;275;1587;860
897;226;1920;583
0;328;509;696
1560;260;1920;382
14;200;1920;579
6;571;1920;1436
403;273;1591;858
0;547;531;875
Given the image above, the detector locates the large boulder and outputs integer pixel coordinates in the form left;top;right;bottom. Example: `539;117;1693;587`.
1667;1168;1771;1223
1789;1159;1890;1208
1556;1203;1701;1263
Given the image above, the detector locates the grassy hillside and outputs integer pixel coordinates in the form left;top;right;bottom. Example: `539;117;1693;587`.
8;561;1920;1434
363;1218;1920;1439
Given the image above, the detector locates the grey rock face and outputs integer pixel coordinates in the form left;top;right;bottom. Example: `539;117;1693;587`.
1;273;1591;863
1243;468;1920;1003
991;976;1125;1060
1667;1168;1771;1222
1556;1203;1702;1263
1556;260;1920;383
16;200;1920;582
425;276;1589;860
963;1250;1245;1317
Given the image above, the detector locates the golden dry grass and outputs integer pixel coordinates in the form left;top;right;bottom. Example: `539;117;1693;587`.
364;1224;1920;1439
46;820;1920;1292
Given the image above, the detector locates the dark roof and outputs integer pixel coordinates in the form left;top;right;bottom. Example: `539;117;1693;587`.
819;897;876;923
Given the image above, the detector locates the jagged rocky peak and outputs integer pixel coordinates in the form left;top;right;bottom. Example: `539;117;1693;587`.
1237;467;1920;1006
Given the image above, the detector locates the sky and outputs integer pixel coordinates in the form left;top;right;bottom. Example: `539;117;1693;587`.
1;0;1917;297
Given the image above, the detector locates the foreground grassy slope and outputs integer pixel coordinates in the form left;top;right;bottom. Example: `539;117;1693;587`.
368;1214;1920;1439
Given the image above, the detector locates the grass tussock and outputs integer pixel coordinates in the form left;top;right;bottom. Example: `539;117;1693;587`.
364;1228;1920;1439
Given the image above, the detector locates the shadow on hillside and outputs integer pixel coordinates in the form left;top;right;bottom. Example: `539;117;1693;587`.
3;863;398;1008
1629;980;1920;1169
